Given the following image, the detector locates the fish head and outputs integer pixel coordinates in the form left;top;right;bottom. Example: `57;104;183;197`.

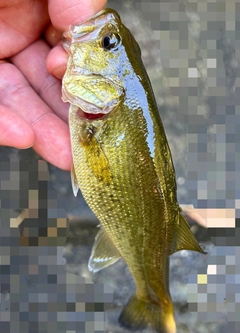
62;8;142;119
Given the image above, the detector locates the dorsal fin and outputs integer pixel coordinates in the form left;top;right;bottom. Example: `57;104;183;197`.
170;213;206;255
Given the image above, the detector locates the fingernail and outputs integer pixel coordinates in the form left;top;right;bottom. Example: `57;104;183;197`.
51;65;67;80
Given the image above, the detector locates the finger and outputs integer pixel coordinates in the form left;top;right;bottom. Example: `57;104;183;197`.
0;0;49;58
44;22;62;47
48;0;107;31
11;39;68;123
0;62;72;170
32;112;72;171
0;105;34;148
47;0;107;80
46;44;68;80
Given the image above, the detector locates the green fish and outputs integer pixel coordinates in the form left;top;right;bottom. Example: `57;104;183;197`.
62;8;205;333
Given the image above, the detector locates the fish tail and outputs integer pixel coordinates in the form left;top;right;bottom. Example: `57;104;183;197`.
119;294;176;333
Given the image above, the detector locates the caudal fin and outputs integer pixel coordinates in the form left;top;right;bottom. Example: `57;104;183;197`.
118;294;176;333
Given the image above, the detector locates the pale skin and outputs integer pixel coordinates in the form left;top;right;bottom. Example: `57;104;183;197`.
0;0;107;170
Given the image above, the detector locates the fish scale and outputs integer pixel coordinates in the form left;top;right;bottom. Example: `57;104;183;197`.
62;8;205;333
69;100;175;319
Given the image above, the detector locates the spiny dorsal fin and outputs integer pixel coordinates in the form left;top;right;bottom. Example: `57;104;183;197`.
88;227;121;272
71;165;79;197
170;213;206;255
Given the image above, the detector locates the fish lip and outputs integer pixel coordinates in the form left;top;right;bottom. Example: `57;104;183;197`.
71;73;104;79
62;74;123;117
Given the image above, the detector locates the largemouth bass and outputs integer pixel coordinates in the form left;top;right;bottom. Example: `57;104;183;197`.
62;8;205;333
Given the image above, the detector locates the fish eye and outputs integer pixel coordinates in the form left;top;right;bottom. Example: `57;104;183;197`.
101;33;121;50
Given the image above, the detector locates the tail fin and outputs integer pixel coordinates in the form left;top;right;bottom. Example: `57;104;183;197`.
119;294;176;333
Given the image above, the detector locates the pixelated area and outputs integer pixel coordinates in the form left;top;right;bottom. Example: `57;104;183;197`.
134;0;239;212
187;244;240;327
0;151;112;333
1;0;240;332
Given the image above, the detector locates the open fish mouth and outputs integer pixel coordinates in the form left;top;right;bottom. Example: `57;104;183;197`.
62;74;124;119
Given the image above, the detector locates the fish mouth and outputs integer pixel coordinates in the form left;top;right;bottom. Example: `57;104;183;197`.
69;93;115;120
62;74;124;120
76;108;107;120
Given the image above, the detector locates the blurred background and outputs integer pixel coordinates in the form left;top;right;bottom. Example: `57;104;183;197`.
0;0;239;332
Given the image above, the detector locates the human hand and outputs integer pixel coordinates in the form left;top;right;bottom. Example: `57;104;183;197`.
0;0;107;170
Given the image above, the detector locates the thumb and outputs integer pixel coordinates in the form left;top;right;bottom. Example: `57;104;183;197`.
48;0;107;32
47;0;107;79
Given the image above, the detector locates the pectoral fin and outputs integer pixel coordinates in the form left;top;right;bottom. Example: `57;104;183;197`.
83;135;113;184
170;213;206;255
71;165;79;197
88;228;121;272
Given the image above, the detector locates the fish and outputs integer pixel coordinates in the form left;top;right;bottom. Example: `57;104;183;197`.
61;8;205;333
